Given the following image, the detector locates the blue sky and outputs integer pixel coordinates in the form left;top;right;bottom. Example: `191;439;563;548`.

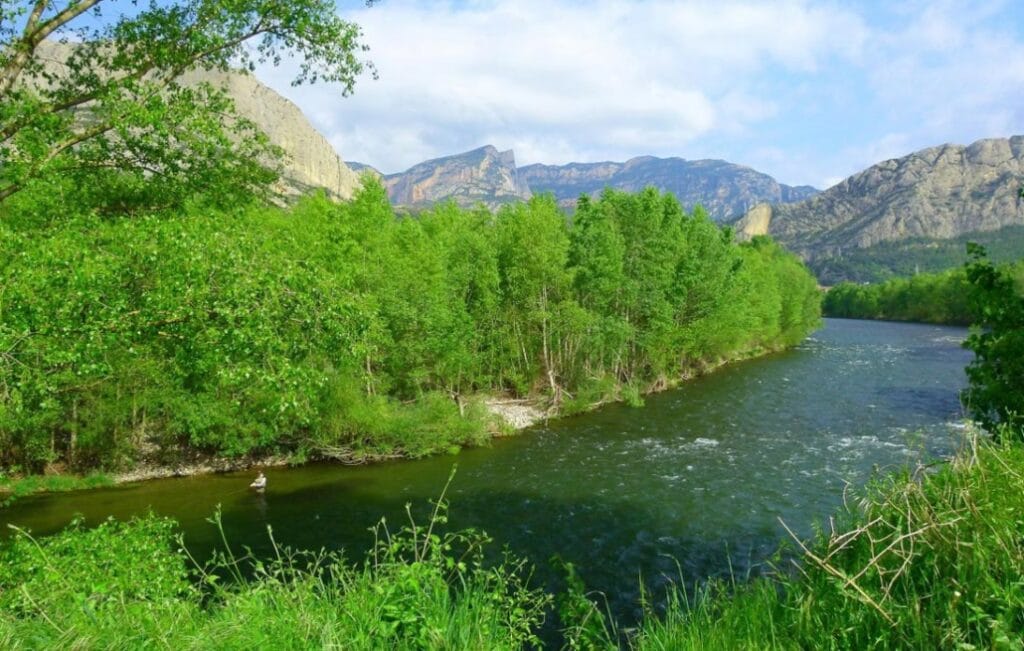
258;0;1024;189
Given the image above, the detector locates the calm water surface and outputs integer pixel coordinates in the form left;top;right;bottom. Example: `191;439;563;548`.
1;319;972;623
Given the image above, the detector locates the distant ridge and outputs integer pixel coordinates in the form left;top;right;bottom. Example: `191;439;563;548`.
520;156;817;221
350;146;530;210
351;147;816;217
732;136;1024;260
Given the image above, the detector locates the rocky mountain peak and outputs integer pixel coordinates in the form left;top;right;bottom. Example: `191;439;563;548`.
32;40;362;202
182;68;362;201
376;145;532;210
733;135;1024;259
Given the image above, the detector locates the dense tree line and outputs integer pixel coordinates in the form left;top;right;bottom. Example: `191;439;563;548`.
962;245;1024;437
0;183;820;472
822;269;973;325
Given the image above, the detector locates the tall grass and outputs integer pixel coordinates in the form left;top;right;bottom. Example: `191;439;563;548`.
0;472;550;649
0;472;113;506
632;432;1024;649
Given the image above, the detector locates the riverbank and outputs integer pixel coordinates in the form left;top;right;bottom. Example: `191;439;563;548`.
821;267;975;325
2;427;1019;649
3;189;822;480
0;343;782;501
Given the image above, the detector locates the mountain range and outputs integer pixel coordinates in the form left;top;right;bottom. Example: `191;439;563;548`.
357;137;1023;281
35;42;1023;282
520;157;818;220
350;146;817;220
349;146;531;210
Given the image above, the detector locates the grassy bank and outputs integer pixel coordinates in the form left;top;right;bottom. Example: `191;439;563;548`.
0;476;551;649
4;432;1024;649
631;431;1024;649
0;472;113;506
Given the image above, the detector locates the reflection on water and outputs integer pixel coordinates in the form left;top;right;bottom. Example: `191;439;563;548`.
1;319;972;625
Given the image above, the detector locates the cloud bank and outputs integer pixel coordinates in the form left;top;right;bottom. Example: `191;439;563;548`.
258;0;1024;188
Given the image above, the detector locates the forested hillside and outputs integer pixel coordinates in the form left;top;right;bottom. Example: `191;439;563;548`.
810;225;1024;284
0;184;820;474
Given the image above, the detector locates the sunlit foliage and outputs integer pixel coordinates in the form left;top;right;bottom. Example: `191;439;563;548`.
0;183;820;472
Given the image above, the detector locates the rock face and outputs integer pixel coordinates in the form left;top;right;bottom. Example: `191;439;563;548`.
346;161;383;177
181;68;362;201
519;156;818;221
33;41;361;202
734;136;1024;259
375;146;531;210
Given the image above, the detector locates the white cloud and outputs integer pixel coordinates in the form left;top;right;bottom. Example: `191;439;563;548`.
840;2;1024;181
255;0;1024;186
258;0;866;173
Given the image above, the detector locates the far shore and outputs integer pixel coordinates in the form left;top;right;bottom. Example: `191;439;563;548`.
1;343;786;498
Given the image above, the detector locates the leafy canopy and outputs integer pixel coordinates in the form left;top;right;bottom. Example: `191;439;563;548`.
0;0;371;213
962;244;1024;437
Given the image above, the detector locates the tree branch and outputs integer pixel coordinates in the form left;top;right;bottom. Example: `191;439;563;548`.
0;0;104;96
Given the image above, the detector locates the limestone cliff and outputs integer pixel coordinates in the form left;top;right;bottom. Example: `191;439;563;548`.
519;156;818;221
734;136;1024;259
34;41;361;202
378;146;531;210
180;68;361;201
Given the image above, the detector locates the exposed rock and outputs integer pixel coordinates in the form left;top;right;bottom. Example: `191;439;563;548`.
33;41;361;202
179;68;362;201
520;156;818;221
485;398;546;430
734;136;1024;260
346;161;383;178
734;203;773;237
380;145;532;210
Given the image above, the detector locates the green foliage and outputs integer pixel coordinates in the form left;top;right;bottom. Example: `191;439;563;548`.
0;515;194;621
0;487;551;649
0;0;370;212
0;471;112;506
962;245;1024;436
822;267;974;325
631;435;1024;650
0;185;820;473
554;557;617;649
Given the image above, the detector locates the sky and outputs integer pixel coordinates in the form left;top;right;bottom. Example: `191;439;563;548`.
256;0;1024;189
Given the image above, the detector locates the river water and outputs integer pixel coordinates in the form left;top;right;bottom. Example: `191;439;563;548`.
1;319;972;625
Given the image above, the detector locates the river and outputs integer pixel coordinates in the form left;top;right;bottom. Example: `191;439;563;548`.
0;318;972;626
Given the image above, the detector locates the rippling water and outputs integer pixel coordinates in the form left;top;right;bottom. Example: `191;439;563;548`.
1;318;972;625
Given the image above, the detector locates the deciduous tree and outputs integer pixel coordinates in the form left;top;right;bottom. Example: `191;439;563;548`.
0;0;371;212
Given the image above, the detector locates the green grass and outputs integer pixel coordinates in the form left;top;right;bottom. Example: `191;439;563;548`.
0;472;113;506
0;472;550;649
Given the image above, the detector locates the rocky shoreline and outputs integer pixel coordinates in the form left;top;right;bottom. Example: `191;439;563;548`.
484;398;547;430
